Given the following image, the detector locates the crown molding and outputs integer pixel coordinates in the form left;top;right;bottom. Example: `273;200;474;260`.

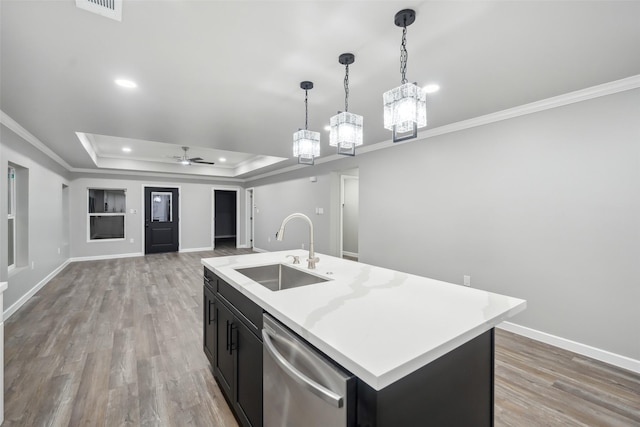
0;110;73;170
408;74;640;143
4;74;640;184
247;74;640;182
69;167;245;183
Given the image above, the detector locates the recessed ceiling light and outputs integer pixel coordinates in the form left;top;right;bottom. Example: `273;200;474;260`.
122;147;132;153
115;79;137;89
324;125;331;132
423;84;440;94
219;157;227;162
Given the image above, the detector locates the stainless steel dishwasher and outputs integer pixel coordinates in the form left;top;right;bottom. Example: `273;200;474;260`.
262;313;356;427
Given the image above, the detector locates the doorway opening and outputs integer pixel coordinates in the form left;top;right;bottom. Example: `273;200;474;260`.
246;188;254;249
213;188;239;249
340;172;359;261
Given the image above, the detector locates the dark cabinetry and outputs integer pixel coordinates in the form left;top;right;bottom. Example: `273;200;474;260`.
203;268;263;427
356;329;495;427
203;273;216;365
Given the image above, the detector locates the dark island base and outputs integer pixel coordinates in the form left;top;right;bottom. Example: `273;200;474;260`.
356;329;494;427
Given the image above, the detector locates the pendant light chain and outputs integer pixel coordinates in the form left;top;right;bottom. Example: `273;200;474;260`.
344;63;350;112
385;9;425;143
400;25;408;84
304;89;309;130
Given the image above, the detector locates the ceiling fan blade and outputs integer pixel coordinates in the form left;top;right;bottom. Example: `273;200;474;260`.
192;159;215;165
188;157;203;161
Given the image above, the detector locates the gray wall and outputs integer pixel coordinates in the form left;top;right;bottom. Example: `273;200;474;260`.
253;175;332;254
249;88;640;360
69;175;245;257
0;124;70;312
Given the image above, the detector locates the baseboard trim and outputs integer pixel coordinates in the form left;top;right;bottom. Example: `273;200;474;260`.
252;247;268;253
342;251;359;258
498;322;640;374
179;247;213;253
236;244;250;249
68;252;144;262
3;260;71;321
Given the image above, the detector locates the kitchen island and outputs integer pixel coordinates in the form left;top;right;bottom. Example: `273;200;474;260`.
202;250;526;426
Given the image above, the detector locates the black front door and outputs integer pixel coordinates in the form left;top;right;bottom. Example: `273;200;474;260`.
144;187;179;254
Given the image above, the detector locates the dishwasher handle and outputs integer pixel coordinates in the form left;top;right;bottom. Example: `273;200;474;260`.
262;328;344;408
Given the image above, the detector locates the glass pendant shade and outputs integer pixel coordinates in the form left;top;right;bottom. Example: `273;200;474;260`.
293;129;320;165
293;81;320;165
329;111;363;154
383;82;427;140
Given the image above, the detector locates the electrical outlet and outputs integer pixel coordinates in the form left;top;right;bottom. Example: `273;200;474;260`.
301;243;305;250
57;247;61;254
464;275;471;287
130;238;134;243
268;236;271;243
31;261;35;270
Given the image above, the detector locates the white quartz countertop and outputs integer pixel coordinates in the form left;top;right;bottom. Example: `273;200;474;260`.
202;250;526;390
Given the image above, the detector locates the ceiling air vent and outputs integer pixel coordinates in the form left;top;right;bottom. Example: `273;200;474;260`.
76;0;122;22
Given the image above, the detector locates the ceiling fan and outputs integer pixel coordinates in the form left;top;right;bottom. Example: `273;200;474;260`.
173;146;215;165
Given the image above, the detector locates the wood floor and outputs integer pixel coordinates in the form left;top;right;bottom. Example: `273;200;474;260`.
4;247;640;426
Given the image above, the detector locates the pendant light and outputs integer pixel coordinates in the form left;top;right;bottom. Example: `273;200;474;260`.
293;81;320;165
383;9;427;143
329;53;363;156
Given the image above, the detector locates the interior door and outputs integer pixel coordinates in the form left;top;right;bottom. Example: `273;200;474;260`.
144;187;179;254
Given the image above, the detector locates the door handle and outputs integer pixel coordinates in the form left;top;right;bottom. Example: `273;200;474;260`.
229;323;237;355
225;320;230;351
208;301;215;324
262;328;344;408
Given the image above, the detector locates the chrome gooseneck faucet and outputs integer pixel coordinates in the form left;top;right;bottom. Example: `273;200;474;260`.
276;213;319;269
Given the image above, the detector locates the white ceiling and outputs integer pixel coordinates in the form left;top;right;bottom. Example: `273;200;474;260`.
2;1;640;179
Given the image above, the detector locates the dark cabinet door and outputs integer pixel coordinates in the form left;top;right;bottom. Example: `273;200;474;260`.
203;284;216;366
205;269;264;427
215;300;235;398
234;320;263;427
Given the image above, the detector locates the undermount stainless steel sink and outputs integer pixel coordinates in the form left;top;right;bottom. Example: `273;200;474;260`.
235;263;329;291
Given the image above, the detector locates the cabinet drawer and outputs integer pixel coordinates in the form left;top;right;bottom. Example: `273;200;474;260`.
204;267;218;291
218;279;263;335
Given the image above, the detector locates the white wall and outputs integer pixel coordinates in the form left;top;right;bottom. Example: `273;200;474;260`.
0;124;70;313
249;88;640;362
69;174;246;258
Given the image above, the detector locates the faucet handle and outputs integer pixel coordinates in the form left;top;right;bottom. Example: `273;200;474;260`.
286;255;300;264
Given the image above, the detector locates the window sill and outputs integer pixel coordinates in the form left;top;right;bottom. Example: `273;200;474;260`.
87;238;126;243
